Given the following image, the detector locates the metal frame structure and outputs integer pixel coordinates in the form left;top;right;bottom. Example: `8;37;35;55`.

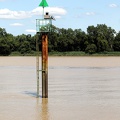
36;19;52;33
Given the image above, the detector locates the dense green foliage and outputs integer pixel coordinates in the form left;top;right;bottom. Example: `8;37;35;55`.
0;24;120;56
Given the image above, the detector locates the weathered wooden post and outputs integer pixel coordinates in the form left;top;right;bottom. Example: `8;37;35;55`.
41;33;48;98
36;0;54;98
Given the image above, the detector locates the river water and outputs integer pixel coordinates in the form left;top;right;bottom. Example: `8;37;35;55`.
0;56;120;120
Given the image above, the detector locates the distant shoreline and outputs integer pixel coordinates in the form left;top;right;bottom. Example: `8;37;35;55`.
8;51;120;56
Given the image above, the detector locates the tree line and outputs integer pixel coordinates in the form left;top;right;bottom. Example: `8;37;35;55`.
0;24;120;56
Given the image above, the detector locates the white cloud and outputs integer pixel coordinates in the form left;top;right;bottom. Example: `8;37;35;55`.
0;7;67;19
54;16;61;19
25;29;36;33
10;23;23;26
31;7;67;18
46;7;67;16
86;12;95;16
109;4;118;8
0;9;31;19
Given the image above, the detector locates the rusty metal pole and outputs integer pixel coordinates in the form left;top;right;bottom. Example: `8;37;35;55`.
42;33;48;98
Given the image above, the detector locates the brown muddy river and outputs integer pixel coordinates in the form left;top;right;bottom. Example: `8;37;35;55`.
0;56;120;120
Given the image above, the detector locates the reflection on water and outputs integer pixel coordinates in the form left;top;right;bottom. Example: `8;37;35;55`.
41;99;49;120
35;98;49;120
1;57;120;120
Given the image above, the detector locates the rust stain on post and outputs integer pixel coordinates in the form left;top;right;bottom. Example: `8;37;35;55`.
42;33;48;98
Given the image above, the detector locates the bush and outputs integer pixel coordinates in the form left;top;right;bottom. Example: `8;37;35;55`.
85;44;97;54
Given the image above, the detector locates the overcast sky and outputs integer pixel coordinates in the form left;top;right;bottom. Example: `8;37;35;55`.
0;0;120;35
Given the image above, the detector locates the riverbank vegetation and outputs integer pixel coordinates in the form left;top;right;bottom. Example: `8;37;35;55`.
1;24;120;56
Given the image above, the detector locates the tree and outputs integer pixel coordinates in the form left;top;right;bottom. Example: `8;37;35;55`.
75;29;88;51
48;26;59;52
0;24;119;56
85;44;97;54
0;39;11;55
96;24;115;51
15;34;33;54
113;32;120;51
97;37;109;52
87;24;116;52
0;28;14;55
